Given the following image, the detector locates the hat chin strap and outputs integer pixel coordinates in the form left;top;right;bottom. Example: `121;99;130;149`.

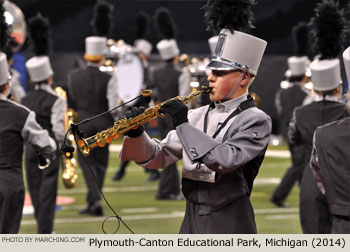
223;71;247;101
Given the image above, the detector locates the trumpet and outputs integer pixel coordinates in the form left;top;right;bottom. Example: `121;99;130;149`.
78;86;212;156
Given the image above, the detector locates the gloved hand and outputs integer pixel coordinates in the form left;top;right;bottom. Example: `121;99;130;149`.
159;99;188;127
125;106;145;138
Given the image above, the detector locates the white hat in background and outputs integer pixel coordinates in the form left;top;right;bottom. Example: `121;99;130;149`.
287;56;308;76
134;39;152;56
288;21;309;77
0;52;10;86
206;29;267;76
310;57;341;91
208;35;218;55
156;39;179;60
308;0;345;92
343;46;350;85
85;36;107;55
26;56;53;82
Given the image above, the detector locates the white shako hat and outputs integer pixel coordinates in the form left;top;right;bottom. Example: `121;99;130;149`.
206;29;267;76
310;57;341;91
0;52;10;86
343;46;350;85
156;39;179;60
85;36;107;55
208;35;218;55
134;39;153;56
26;56;53;82
287;56;308;76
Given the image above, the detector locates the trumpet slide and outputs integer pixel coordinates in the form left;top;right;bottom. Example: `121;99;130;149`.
77;86;212;156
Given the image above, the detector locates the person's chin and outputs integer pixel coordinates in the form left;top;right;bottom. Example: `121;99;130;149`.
209;94;219;102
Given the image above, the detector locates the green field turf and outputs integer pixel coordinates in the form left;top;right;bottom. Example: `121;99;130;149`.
19;145;302;234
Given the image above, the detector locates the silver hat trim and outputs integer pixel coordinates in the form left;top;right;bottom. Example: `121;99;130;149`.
206;55;249;71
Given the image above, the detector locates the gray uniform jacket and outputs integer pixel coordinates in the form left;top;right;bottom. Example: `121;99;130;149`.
310;118;350;234
0;93;57;160
121;93;272;213
310;118;350;216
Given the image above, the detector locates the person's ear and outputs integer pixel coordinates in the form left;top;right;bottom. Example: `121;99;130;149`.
2;83;10;96
48;77;53;85
240;72;251;86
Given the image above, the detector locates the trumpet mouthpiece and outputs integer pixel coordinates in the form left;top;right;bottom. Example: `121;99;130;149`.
201;86;213;93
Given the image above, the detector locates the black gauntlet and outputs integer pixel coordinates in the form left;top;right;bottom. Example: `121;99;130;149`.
125;106;145;138
159;99;188;127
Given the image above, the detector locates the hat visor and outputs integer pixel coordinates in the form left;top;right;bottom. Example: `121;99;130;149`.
206;60;241;71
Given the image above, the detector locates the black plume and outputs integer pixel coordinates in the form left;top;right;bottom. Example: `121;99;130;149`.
203;0;256;35
135;11;151;39
345;2;350;45
292;22;309;56
0;0;10;51
310;0;346;60
90;0;114;37
154;7;177;39
28;13;52;56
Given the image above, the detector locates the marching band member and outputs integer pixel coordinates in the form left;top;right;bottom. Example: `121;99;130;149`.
310;46;350;234
119;0;271;233
21;13;66;234
68;0;121;217
113;11;160;182
68;36;121;216
0;53;56;234
150;7;191;200
270;22;311;208
289;0;349;233
0;6;56;233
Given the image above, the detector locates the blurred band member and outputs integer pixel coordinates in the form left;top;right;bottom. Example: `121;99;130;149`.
68;36;121;216
289;0;349;234
113;11;160;182
270;22;311;207
150;7;191;200
310;46;350;234
0;52;56;234
21;13;66;234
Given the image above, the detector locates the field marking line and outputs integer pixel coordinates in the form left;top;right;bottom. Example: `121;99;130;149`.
21;208;299;225
265;214;299;220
